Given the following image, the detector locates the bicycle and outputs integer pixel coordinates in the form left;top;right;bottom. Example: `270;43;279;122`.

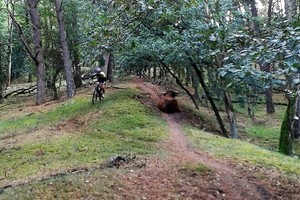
92;82;104;104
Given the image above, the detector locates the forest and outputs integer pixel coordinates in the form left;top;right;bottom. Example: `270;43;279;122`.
2;0;299;153
1;0;300;198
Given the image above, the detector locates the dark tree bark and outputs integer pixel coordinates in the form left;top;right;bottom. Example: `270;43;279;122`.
292;85;300;139
279;94;294;155
224;91;238;139
9;0;46;104
186;56;228;137
107;53;115;83
153;66;157;81
261;63;275;114
246;0;260;33
54;0;76;98
191;71;201;103
267;0;273;25
27;0;46;105
73;49;82;88
6;0;13;88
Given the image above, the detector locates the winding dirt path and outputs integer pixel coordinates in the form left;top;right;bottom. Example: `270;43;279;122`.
116;77;299;200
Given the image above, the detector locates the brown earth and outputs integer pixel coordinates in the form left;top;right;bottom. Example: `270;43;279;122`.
111;77;300;200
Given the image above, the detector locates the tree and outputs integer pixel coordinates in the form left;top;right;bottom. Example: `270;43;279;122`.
5;0;13;88
26;0;46;105
54;0;75;98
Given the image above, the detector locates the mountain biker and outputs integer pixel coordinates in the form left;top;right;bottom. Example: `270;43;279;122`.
91;68;107;97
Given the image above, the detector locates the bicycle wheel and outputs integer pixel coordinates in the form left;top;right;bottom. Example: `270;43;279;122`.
99;91;103;101
92;90;98;104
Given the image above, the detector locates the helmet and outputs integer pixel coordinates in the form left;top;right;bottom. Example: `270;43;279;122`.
96;68;101;73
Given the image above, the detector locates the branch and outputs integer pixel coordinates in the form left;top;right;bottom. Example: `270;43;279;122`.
7;9;35;60
159;60;200;110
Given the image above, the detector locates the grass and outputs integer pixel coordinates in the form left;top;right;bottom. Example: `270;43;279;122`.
0;97;96;135
0;88;167;191
184;126;300;176
1;85;299;198
178;163;213;174
0;168;122;199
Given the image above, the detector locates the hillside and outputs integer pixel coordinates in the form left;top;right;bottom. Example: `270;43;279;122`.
0;77;300;200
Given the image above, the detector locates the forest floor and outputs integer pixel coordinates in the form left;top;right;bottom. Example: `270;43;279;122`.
1;77;300;199
114;77;300;200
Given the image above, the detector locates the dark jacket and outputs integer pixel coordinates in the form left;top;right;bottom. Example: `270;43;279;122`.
91;73;107;83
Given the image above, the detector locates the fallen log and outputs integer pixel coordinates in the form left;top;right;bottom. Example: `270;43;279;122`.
4;85;37;99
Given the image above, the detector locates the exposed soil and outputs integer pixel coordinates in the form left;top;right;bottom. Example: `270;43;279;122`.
113;77;300;200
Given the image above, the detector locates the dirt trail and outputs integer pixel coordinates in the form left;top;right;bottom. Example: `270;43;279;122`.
117;77;297;200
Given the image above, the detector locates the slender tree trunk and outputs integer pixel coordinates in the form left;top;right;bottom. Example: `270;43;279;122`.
27;0;46;105
267;0;273;25
292;85;300;139
279;94;294;155
261;63;275;114
73;49;82;88
284;0;297;18
246;0;260;33
247;0;276;114
192;71;201;103
6;0;13;88
107;53;114;83
224;91;238;139
54;0;75;98
153;66;157;81
186;57;228;137
186;66;191;86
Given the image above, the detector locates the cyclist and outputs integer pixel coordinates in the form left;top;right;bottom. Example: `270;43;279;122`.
91;68;107;97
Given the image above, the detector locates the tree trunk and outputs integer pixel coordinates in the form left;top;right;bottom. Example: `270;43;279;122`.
292;85;300;139
224;91;238;139
54;0;75;98
279;94;294;155
192;72;201;103
246;0;260;33
249;0;276;115
153;66;157;81
267;0;273;25
260;63;275;114
6;0;13;88
27;0;46;105
186;66;191;86
107;53;115;83
284;0;297;18
73;49;82;88
187;58;228;137
28;71;33;82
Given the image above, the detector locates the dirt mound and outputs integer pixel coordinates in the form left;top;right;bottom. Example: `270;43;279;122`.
114;77;300;200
